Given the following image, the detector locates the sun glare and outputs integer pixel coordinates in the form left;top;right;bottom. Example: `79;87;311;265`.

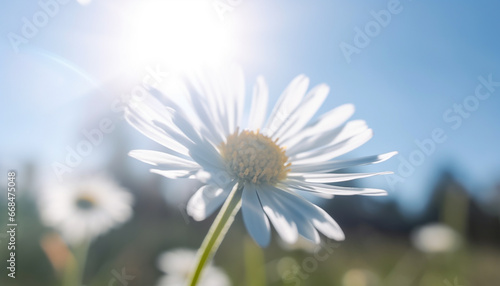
126;0;233;69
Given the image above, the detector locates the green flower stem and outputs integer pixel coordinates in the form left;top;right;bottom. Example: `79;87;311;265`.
189;182;244;286
63;239;90;286
75;240;90;286
244;237;266;286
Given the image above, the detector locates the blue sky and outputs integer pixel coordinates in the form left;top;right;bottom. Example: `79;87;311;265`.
1;0;499;215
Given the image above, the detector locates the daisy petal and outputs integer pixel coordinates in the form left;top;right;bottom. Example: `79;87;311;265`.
228;65;245;130
168;76;224;147
125;109;190;156
128;150;197;168
170;111;204;145
291;189;335;199
292;129;374;165
276;84;330;143
287;120;368;157
257;186;299;244
166;107;226;171
310;205;345;241
150;169;198;179
273;188;345;241
247;76;269;130
189;142;226;172
241;184;271;247
181;93;225;145
288;171;393;183
263;75;309;137
126;90;197;145
187;182;236;221
286;179;388;196
281;103;355;147
183;70;228;138
272;188;321;244
294;216;320;244
291;152;398;173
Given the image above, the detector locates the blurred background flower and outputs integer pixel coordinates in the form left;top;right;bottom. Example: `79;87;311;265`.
36;175;134;285
342;268;381;286
38;175;134;245
411;223;461;254
156;248;231;286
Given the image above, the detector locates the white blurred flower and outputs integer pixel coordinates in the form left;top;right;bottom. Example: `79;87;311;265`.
156;248;231;286
411;223;462;253
38;176;134;245
342;269;381;286
127;65;395;247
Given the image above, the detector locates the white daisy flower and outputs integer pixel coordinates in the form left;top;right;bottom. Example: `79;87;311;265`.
411;223;462;253
126;65;395;247
156;248;231;286
38;176;134;245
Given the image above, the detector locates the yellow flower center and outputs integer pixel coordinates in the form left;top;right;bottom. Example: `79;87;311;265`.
75;194;97;210
219;129;291;184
